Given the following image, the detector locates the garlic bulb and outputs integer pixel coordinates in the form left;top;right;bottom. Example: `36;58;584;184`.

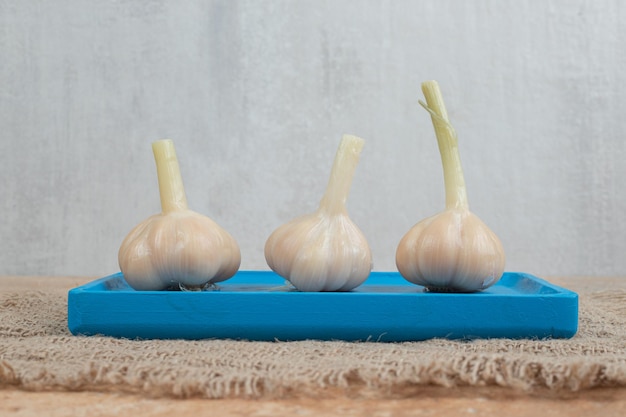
395;81;505;292
264;134;372;292
118;139;241;291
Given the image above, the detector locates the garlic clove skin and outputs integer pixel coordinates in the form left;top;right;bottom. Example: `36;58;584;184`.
396;208;505;292
265;212;372;292
119;210;241;291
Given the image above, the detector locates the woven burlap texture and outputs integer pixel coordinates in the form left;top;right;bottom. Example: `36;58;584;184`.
1;288;625;399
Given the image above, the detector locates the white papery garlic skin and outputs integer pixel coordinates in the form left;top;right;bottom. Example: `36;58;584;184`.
395;81;505;293
264;135;372;292
119;139;241;291
396;208;505;292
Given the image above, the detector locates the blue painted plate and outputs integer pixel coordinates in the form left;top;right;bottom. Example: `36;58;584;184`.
67;271;578;342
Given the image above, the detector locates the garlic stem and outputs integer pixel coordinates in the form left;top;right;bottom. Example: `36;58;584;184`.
152;139;189;214
318;134;365;216
420;81;468;210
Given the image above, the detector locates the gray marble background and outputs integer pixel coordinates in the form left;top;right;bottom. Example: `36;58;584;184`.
2;0;624;278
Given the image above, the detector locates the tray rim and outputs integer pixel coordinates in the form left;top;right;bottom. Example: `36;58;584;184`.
69;270;578;297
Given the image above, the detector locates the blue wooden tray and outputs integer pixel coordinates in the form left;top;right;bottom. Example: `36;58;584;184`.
67;271;578;342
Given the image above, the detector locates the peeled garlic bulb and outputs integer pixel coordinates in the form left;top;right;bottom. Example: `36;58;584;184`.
395;81;505;292
118;139;241;291
264;134;372;292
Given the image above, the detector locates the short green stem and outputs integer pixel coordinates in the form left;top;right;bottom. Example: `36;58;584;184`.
152;139;189;214
318;134;365;216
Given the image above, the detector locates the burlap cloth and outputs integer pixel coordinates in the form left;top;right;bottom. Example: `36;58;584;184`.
1;278;625;399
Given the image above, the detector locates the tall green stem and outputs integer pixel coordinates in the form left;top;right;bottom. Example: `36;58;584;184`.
421;81;469;210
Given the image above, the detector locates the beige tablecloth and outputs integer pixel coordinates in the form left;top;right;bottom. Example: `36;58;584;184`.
1;276;625;399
